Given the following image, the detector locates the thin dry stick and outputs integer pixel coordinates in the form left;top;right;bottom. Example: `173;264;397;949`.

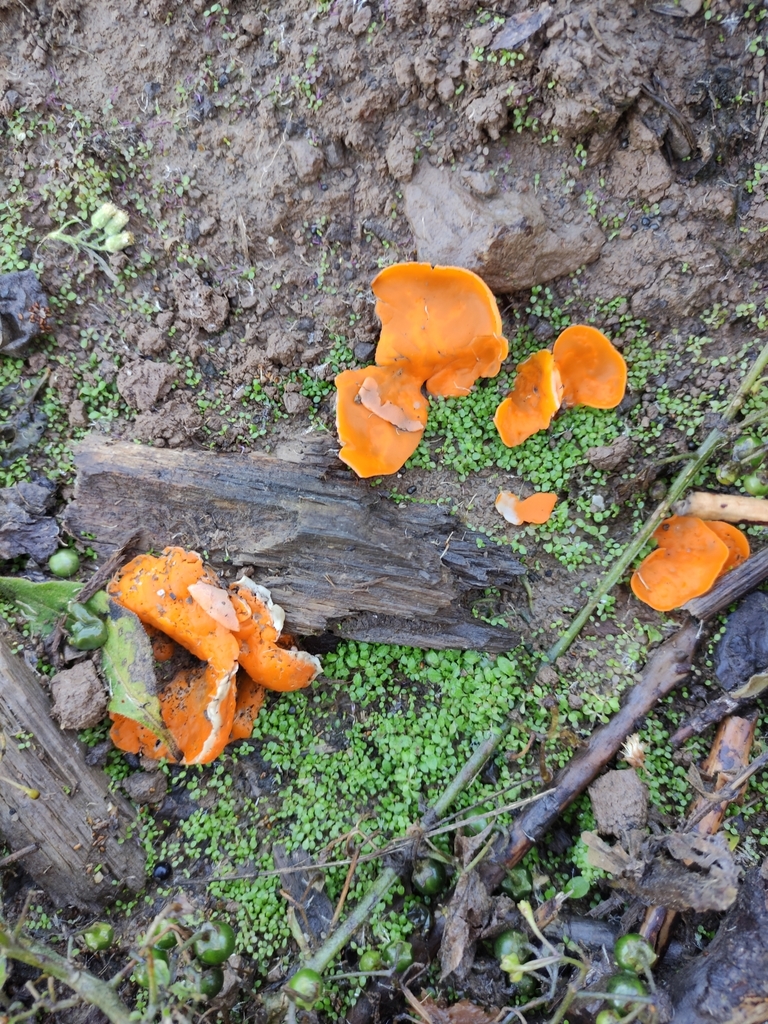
329;843;361;930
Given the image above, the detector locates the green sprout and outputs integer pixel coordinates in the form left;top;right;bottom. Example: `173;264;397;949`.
42;202;134;282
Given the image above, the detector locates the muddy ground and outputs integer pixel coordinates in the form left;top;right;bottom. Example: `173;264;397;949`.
1;0;768;1021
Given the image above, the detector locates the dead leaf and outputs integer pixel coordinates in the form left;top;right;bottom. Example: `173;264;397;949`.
439;869;492;980
417;995;500;1024
582;830;738;912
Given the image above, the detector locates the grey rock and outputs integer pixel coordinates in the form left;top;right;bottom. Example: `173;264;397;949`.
184;220;201;243
587;436;636;472
50;662;107;731
122;771;168;805
436;76;455;104
116;360;178;412
349;5;372;35
0;270;50;356
353;341;376;362
287;138;325;183
403;162;604;292
266;331;299;367
283;392;310;415
199;215;218;236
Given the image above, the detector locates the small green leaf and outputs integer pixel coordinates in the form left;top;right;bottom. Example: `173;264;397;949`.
0;577;82;636
102;599;180;760
0;954;7;992
565;875;590;899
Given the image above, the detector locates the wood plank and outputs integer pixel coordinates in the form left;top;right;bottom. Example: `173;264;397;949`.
65;437;523;652
0;639;145;910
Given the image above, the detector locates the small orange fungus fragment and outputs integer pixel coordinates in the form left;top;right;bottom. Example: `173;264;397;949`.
187;581;240;631
493;350;563;448
229;671;266;741
552;325;627;409
372;263;508;396
230;578;322;692
335;365;427;478
495;491;558;525
704;520;750;575
630;515;729;612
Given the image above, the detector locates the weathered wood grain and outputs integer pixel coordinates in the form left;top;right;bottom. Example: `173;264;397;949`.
0;639;145;910
65;437;523;652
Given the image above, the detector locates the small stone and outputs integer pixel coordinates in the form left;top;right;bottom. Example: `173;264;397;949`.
198;215;218;236
241;12;263;35
184;220;201;243
284;392;310;415
136;328;166;356
586;436;636;472
116;360;178;412
287;138;325;184
68;400;88;428
436;76;455;104
266;332;299;367
349;5;372;35
385;128;416;182
50;662;108;730
122;771;168;805
535;665;559;686
353;341;376;362
325;139;345;168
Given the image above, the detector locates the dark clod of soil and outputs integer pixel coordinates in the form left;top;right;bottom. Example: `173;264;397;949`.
588;768;649;836
715;591;768;693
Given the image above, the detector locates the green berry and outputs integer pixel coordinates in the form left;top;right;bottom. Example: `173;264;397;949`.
614;933;657;974
192;922;236;965
133;949;170;989
716;462;741;486
743;471;768;496
732;434;764;469
187;962;224;998
411;857;447;896
606;971;647;1010
48;549;80;578
380;940;414;972
500;867;532;899
595;1012;621;1024
285;967;323;1009
358;950;383;972
82;922;114;952
493;929;528;962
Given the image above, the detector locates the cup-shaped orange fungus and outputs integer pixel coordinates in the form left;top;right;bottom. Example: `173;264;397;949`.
229;578;322;692
493;350;563;448
703;520;750;575
335;365;427;477
552;325;627;409
495;491;558;525
108;548;240;764
108;548;321;763
372;263;508;396
630;516;730;612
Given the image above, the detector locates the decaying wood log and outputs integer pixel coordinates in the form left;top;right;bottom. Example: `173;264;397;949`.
0;639;145;910
64;437;524;652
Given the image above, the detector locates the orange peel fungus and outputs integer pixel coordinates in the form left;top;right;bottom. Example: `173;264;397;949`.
108;547;320;763
493;350;563;448
552;324;627;410
630;516;732;612
335;263;508;477
495;491;558;526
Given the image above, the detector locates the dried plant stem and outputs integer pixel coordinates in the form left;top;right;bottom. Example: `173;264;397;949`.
547;339;768;663
0;926;133;1024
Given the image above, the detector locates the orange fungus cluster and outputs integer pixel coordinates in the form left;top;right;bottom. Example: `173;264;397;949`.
494;324;627;448
335;263;508;477
630;516;750;612
108;547;321;764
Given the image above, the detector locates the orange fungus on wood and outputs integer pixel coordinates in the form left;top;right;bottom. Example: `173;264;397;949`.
552;325;627;409
495;491;558;525
107;548;319;765
630;516;730;612
704;520;750;575
230;578;321;692
493;350;563;448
